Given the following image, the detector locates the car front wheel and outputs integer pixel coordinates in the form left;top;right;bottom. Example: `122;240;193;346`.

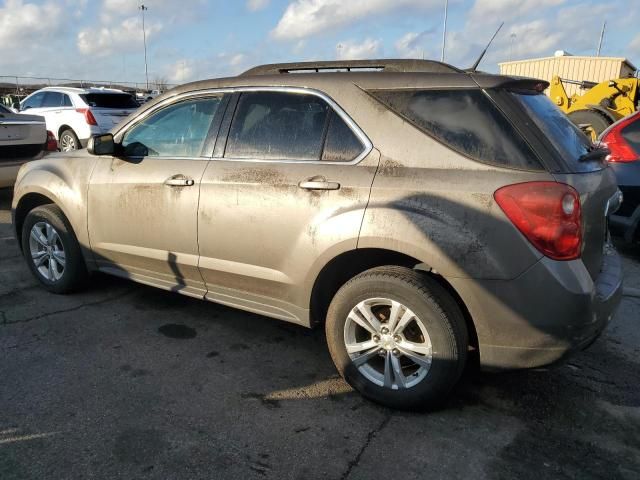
21;204;88;293
325;266;468;410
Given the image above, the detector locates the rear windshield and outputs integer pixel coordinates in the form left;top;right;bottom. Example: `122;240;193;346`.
80;93;138;109
370;89;542;170
510;92;594;166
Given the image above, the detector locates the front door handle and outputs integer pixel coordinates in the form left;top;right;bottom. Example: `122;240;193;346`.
164;175;195;187
298;176;340;191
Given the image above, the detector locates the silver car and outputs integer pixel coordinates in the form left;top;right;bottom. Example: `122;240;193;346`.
1;105;52;188
11;60;623;410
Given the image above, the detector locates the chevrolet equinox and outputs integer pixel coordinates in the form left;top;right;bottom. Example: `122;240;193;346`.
12;60;623;410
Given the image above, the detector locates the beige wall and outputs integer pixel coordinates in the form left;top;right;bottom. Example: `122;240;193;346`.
499;56;636;97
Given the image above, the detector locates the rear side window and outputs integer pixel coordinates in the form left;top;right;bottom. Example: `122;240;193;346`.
62;94;73;107
41;92;63;108
80;93;138;109
322;111;365;162
621;118;640;155
371;89;542;170
226;91;330;161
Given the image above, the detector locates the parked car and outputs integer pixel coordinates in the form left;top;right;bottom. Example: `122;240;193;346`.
0;105;56;188
18;86;139;151
11;60;623;410
599;110;640;243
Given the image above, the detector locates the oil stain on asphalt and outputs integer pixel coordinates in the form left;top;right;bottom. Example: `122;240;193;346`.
157;324;197;339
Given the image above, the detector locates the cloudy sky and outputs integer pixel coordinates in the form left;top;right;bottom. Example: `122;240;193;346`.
1;0;639;86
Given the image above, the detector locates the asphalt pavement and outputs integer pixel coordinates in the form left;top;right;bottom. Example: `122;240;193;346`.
1;187;639;480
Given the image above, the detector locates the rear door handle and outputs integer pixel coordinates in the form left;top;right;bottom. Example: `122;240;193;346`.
164;175;195;187
298;176;340;191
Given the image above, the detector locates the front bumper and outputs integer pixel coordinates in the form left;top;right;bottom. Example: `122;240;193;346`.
449;245;623;370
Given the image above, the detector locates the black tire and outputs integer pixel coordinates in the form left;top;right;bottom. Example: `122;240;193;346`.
325;266;468;410
21;204;88;293
568;109;613;140
59;129;81;152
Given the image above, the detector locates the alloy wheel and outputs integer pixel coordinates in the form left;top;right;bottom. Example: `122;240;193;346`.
344;298;433;390
29;221;66;282
60;134;76;152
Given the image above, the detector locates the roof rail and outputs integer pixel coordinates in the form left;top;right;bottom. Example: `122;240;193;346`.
241;59;463;76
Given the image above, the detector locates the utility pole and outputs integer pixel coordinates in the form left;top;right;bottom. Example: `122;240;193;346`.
441;0;448;62
140;4;149;90
596;20;606;57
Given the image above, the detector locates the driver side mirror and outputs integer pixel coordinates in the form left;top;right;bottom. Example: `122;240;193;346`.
12;102;20;111
87;133;115;156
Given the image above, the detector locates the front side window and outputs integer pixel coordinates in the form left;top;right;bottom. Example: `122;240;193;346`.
122;96;221;157
371;89;542;170
22;92;45;110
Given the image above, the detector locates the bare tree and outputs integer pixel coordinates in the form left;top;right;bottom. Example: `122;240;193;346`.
151;76;168;92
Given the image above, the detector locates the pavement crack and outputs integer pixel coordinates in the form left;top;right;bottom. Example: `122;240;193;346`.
1;290;135;327
341;412;392;480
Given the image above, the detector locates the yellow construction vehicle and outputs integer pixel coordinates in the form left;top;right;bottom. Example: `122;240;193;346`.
550;75;639;140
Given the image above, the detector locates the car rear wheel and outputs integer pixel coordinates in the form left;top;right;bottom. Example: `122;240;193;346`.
21;204;88;293
59;129;80;152
325;266;468;410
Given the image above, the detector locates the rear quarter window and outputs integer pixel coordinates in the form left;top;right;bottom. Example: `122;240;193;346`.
511;92;596;172
370;89;542;170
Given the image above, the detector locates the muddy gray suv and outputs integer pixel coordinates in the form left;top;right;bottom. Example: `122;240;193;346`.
12;60;623;409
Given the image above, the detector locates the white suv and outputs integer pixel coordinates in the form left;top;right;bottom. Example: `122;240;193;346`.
19;87;139;151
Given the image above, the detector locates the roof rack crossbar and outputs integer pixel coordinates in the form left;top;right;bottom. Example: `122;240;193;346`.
241;59;463;76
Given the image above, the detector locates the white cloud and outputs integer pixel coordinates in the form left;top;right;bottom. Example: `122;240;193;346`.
469;0;566;21
0;0;63;50
272;0;440;40
395;31;433;58
77;16;163;56
247;0;270;11
336;38;381;60
165;59;194;83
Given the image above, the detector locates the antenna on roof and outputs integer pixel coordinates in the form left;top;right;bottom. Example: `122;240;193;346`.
469;22;504;72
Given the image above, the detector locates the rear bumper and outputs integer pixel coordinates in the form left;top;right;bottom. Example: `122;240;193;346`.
449;246;623;370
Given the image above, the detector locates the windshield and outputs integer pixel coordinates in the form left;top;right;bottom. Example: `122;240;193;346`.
510;92;597;170
80;93;138;109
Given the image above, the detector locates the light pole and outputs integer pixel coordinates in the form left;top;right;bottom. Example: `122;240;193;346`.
441;0;448;62
509;33;516;61
140;4;149;90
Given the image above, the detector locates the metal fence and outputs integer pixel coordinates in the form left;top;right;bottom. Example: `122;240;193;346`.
0;75;177;95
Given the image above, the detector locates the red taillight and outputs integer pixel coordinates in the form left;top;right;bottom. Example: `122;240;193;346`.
45;130;58;151
600;112;640;163
76;108;97;126
494;181;582;261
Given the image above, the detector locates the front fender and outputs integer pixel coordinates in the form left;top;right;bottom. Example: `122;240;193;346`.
12;154;97;268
